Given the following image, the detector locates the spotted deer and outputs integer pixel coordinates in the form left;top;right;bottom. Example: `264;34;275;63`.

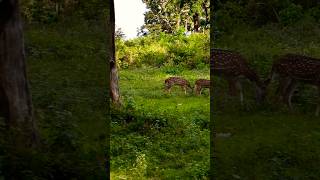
164;77;192;94
265;54;320;116
194;79;210;95
211;48;267;105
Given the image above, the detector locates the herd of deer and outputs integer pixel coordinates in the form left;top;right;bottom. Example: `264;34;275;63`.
164;48;320;116
164;77;210;95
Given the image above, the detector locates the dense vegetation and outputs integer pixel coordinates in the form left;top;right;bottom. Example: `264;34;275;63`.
212;0;320;179
0;2;108;178
21;0;107;23
116;31;210;70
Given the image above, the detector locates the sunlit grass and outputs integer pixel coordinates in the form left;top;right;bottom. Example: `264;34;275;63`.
111;67;210;179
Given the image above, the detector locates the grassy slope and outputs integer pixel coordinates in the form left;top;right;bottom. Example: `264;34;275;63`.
111;68;210;179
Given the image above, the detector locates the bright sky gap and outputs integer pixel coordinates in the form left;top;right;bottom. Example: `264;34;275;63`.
114;0;147;40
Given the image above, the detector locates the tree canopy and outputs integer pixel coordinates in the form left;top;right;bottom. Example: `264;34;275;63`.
141;0;210;34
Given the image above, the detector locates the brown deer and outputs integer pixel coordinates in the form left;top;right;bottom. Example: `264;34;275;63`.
194;79;210;95
164;77;192;94
265;53;320;116
211;48;267;105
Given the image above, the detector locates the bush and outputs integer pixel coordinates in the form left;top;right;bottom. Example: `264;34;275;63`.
279;3;303;25
307;6;320;23
115;32;209;70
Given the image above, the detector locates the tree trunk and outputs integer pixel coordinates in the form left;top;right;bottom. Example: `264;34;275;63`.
193;12;200;32
107;0;121;106
185;18;188;32
176;14;181;30
0;0;38;146
55;3;60;16
202;1;209;26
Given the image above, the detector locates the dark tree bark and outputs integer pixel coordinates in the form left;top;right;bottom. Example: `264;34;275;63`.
0;0;38;146
193;12;200;32
105;0;118;178
202;1;209;26
107;0;121;105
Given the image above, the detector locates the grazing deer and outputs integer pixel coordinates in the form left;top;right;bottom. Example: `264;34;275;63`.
195;79;210;95
164;77;192;94
265;53;320;116
211;48;267;105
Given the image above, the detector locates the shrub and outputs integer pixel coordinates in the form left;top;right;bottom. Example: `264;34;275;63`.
279;3;303;25
306;6;320;23
115;32;209;70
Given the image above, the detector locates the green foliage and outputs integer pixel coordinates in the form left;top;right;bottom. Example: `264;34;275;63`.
306;6;320;23
279;3;303;25
116;32;210;70
21;0;59;23
142;0;210;33
215;0;320;28
76;0;108;20
21;0;107;23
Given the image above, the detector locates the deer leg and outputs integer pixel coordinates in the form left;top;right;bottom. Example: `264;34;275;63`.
278;77;292;102
316;86;320;117
180;86;184;91
189;85;193;94
235;80;243;106
194;85;198;95
227;78;237;96
284;80;297;111
165;84;171;93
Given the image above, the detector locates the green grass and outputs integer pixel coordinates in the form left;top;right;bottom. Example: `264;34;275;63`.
111;67;210;179
215;113;320;179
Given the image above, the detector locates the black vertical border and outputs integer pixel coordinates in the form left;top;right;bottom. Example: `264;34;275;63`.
210;0;216;179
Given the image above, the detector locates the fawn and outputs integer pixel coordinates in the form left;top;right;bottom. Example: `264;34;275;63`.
164;77;192;94
194;79;210;95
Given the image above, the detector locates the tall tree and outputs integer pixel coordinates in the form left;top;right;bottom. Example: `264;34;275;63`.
0;0;38;146
107;0;120;105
